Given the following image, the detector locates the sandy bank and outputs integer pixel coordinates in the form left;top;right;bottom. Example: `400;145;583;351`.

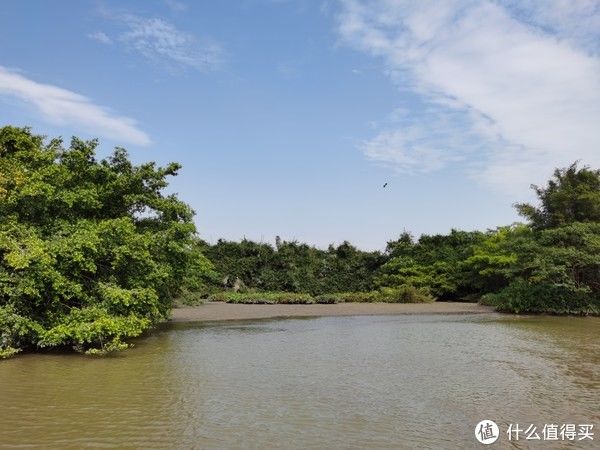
170;301;495;322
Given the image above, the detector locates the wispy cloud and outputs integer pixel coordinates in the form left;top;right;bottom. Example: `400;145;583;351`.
93;11;222;73
362;104;485;173
501;0;600;53
87;31;112;44
118;15;222;71
336;0;600;194
0;66;151;146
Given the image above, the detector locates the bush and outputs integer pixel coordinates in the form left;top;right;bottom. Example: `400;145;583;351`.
314;291;379;303
206;291;315;304
376;286;434;303
483;279;599;315
206;288;434;305
314;288;433;304
312;293;338;304
342;292;379;302
0;305;43;358
38;306;150;355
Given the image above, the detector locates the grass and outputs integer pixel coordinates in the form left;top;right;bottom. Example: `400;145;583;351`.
205;286;434;304
206;291;315;304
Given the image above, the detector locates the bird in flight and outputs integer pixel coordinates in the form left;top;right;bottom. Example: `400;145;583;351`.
383;182;388;188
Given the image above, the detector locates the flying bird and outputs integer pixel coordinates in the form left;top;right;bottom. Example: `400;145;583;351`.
383;182;388;188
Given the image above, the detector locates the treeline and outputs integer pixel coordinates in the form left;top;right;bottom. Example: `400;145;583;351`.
199;163;600;315
195;232;480;300
199;238;385;295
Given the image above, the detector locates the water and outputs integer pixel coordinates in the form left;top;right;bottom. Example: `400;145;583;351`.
0;314;598;449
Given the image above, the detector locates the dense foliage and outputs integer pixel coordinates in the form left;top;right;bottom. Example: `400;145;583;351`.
480;221;600;314
201;238;385;295
515;163;600;229
200;163;600;315
478;164;600;313
376;230;485;299
198;230;487;302
0;127;211;357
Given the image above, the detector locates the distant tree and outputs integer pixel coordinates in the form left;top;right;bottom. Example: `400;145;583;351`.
463;224;533;294
516;162;600;229
203;238;384;295
483;222;600;314
377;230;484;299
384;231;414;258
480;163;600;314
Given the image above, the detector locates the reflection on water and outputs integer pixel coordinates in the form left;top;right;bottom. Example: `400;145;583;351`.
0;314;598;449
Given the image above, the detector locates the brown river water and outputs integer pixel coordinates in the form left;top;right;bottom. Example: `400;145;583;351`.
0;313;598;449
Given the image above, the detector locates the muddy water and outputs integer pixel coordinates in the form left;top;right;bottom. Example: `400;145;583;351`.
0;314;598;449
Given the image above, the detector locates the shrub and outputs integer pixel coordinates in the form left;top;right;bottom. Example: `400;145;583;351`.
313;293;342;304
484;279;599;315
376;286;434;303
38;306;150;355
0;305;43;358
206;288;434;305
207;291;315;304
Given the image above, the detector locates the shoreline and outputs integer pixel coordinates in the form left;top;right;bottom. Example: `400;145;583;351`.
169;301;496;323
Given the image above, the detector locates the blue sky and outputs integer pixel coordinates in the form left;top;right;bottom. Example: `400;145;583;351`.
1;0;599;249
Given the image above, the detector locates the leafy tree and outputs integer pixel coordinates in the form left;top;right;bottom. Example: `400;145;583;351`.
515;162;600;229
202;238;384;295
376;230;484;299
483;162;600;314
0;126;210;357
483;223;600;314
463;224;533;294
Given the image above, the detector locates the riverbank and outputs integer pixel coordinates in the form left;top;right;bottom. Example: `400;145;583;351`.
170;301;495;322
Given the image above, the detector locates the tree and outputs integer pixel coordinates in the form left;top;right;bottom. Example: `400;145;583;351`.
483;223;600;314
0;126;210;357
463;224;532;294
515;162;600;229
376;230;484;299
483;163;600;314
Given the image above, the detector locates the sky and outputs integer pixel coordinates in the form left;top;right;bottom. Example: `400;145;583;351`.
1;0;599;250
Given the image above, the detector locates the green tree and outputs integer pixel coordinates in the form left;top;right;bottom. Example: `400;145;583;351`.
376;230;484;299
515;162;600;229
463;224;532;294
203;237;385;295
0;126;209;357
484;223;600;314
483;163;600;314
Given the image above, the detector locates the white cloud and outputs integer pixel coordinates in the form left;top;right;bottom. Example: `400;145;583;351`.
336;0;600;194
118;15;222;72
0;66;151;146
87;31;112;44
363;129;458;173
500;0;600;53
362;104;485;172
